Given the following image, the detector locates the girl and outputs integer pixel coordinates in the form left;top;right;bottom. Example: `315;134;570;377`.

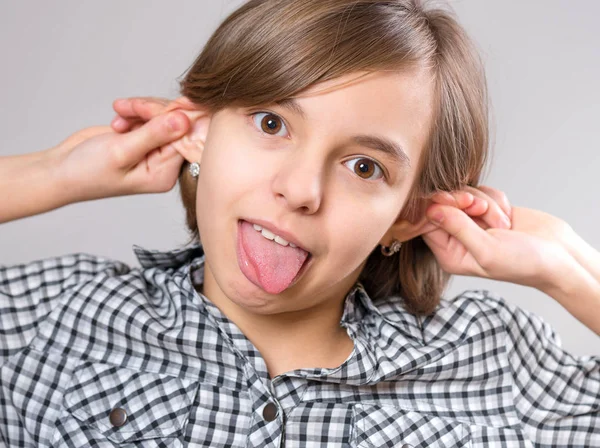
1;0;599;447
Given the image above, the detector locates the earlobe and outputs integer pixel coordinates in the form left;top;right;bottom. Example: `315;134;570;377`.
381;216;432;246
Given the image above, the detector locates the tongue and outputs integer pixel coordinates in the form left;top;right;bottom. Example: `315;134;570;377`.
240;220;309;294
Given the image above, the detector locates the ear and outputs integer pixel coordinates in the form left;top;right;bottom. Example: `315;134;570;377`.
165;96;211;165
379;196;439;246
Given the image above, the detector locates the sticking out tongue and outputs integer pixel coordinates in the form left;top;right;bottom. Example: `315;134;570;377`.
238;220;309;294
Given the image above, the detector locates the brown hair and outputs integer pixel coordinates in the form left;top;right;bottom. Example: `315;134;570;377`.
177;0;490;315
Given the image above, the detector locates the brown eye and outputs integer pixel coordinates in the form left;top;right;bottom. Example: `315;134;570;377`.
343;157;384;181
252;112;286;136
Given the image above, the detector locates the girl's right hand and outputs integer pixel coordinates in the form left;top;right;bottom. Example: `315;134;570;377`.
52;110;191;203
110;96;197;133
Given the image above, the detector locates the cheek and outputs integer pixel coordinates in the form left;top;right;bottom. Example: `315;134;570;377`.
324;196;392;261
198;138;266;200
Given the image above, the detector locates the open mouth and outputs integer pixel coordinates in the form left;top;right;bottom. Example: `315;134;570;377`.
237;219;313;292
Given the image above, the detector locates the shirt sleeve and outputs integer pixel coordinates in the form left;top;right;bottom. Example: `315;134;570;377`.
0;253;130;366
498;298;600;446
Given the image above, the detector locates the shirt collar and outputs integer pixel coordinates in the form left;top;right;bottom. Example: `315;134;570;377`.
131;242;413;339
132;242;204;269
184;253;379;384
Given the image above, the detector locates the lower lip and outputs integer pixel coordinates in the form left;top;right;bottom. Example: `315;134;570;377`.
236;219;313;292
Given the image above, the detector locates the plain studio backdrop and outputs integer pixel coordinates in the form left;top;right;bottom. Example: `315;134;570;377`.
0;1;598;356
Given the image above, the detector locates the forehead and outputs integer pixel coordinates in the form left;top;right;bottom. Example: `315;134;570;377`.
297;69;434;104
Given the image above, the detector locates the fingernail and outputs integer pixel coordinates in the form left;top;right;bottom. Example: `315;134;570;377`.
168;114;182;132
111;116;125;128
429;212;444;225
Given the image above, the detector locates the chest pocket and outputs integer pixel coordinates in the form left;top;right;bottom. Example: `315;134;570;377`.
60;362;199;444
351;404;471;448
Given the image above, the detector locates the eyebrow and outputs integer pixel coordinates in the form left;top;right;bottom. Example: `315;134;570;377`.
275;98;412;169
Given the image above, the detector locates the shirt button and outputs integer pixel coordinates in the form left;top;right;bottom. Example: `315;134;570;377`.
109;407;128;427
401;444;414;448
262;402;278;422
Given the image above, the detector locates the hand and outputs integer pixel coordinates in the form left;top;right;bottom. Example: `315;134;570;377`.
422;185;575;291
51;110;191;203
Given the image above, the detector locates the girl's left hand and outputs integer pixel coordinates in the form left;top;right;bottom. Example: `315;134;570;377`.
422;186;575;292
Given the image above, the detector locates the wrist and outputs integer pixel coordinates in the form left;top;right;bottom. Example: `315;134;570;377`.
0;148;73;224
538;245;600;335
540;253;589;301
537;225;600;297
564;227;600;285
40;146;79;208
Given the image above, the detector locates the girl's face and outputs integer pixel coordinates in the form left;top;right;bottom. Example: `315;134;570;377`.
194;70;435;315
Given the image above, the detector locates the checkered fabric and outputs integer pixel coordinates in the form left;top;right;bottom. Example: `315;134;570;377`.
1;243;598;447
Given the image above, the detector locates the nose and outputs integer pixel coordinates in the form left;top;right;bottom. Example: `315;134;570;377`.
271;150;324;214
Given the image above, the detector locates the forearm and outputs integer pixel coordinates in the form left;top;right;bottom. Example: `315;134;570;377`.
541;243;600;336
0;148;71;224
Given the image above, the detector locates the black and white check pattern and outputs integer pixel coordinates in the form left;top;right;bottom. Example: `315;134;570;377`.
1;243;598;447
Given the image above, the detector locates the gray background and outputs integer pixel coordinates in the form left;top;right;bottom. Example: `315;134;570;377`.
1;1;598;355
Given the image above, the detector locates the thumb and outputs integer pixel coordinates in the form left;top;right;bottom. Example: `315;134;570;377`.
426;205;493;258
117;111;190;163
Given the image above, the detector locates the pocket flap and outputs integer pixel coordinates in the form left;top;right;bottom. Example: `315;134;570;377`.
352;404;471;448
63;362;198;443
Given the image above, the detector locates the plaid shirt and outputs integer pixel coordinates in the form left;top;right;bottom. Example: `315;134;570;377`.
1;243;598;447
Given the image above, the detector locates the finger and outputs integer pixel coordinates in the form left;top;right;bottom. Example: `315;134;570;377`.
130;145;185;194
112;97;170;121
430;190;490;221
462;196;489;216
163;96;198;113
115;111;190;165
430;195;491;230
111;117;144;133
430;188;508;230
477;185;512;219
113;96;170;114
430;190;474;209
110;115;134;132
463;186;511;229
473;216;490;230
130;121;144;131
145;142;184;175
426;204;495;261
421;228;489;278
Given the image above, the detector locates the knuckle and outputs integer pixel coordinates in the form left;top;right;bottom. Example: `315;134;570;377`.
148;117;166;136
477;251;495;270
107;142;128;167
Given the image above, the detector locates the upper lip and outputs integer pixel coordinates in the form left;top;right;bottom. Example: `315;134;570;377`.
241;218;311;253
